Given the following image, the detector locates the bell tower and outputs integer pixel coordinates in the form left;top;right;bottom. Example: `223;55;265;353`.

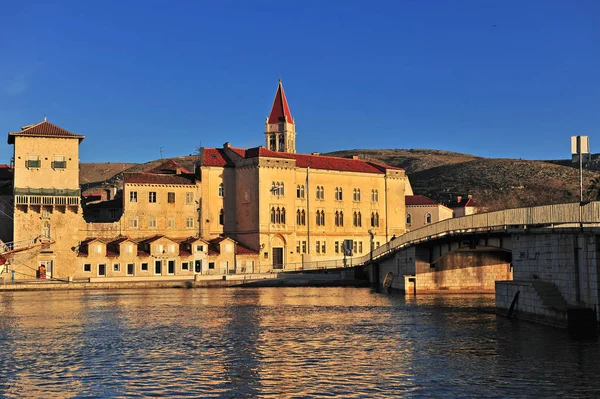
265;79;296;153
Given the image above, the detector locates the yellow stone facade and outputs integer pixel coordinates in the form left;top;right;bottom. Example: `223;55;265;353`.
1;82;411;281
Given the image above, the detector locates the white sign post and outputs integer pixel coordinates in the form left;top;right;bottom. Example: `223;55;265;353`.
571;136;590;202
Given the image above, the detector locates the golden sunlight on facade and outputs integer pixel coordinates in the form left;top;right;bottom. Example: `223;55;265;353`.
0;81;411;281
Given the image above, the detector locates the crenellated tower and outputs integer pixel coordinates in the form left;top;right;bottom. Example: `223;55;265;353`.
265;79;296;153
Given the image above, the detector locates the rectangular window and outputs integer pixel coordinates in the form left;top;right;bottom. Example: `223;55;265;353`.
130;191;138;202
335;241;339;254
168;217;175;228
149;192;157;203
127;263;134;276
83;263;91;273
52;156;66;169
186;192;194;204
264;252;268;259
182;262;189;270
94;245;102;254
322;241;326;254
26;155;40;168
141;263;149;272
156;244;163;254
168;260;175;274
130;217;138;228
353;241;357;254
114;263;120;272
196;245;204;252
154;260;162;275
125;244;133;253
359;242;363;254
209;262;215;270
302;241;306;254
168;192;175;203
98;264;106;276
168;244;175;253
316;240;321;254
148;217;157;228
186;217;194;228
296;242;301;253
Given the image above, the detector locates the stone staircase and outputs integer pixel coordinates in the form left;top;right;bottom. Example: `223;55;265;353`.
531;280;568;311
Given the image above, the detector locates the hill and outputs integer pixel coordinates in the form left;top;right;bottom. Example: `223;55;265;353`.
78;149;600;211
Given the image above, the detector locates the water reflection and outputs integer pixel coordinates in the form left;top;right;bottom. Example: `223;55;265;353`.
0;289;599;398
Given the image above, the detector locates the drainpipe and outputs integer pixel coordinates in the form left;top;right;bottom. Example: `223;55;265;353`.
307;167;310;255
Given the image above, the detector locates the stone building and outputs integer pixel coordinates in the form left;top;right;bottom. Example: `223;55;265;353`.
1;81;410;280
405;195;453;230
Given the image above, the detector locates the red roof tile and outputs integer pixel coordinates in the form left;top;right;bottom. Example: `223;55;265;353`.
203;148;234;167
237;243;259;255
0;165;13;181
228;146;402;174
8;120;84;144
268;80;294;124
405;195;440;206
124;172;196;185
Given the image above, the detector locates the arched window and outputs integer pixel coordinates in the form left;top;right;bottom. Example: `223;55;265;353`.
335;211;340;226
269;135;276;151
335;188;339;201
279;182;284;196
281;208;286;224
297;185;303;198
271;207;276;223
406;213;412;226
218;183;224;197
219;209;224;225
42;221;51;238
316;211;320;226
340;211;344;226
425;213;432;224
353;211;358;227
357;211;362;227
374;189;379;202
301;185;305;198
301;210;306;225
320;211;325;226
335;187;342;201
275;207;281;224
296;209;301;225
375;212;379;227
279;135;285;151
371;189;375;202
371;212;375;227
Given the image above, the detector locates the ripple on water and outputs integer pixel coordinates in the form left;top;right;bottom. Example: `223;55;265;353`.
0;289;599;398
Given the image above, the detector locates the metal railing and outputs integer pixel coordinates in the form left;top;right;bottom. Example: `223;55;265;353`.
281;201;600;272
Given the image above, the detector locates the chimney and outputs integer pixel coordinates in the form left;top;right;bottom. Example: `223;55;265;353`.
352;155;359;160
311;152;320;156
457;196;462;203
223;142;231;149
467;194;472;199
176;167;182;175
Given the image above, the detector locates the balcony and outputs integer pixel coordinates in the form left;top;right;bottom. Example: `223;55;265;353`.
14;187;80;207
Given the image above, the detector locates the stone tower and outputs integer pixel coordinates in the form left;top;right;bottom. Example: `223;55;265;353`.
265;79;296;153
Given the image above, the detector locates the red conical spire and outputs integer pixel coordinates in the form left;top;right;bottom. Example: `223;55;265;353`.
268;79;294;124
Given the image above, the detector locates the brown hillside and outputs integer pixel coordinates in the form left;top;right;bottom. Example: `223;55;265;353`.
79;163;137;185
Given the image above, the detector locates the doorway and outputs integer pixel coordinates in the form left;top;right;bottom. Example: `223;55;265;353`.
194;260;202;274
154;260;162;275
272;248;283;270
167;260;175;275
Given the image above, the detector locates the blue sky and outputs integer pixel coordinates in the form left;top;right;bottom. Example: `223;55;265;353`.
0;0;598;164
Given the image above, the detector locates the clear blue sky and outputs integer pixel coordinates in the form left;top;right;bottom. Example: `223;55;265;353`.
0;0;598;164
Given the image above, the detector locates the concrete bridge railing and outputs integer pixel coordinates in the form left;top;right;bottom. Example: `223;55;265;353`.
293;201;600;272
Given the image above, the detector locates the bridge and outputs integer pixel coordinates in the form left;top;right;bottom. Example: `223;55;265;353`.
291;201;600;331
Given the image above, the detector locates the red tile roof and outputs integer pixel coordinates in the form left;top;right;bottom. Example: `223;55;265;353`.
229;146;402;174
124;172;196;185
268;80;294;124
203;148;234;167
405;195;440;206
237;243;259;255
0;165;13;181
8;120;84;144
